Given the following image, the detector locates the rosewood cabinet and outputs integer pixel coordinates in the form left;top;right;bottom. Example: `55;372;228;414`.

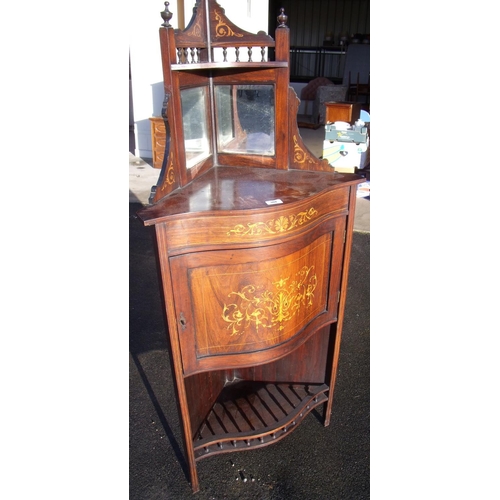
137;1;363;493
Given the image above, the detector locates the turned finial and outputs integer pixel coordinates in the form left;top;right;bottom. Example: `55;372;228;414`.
161;1;173;27
277;8;288;28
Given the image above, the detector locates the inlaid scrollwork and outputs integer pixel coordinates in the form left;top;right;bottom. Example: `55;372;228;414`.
159;157;176;191
159;92;176;191
222;266;317;336
227;208;318;236
293;135;314;164
191;20;202;38
214;10;243;37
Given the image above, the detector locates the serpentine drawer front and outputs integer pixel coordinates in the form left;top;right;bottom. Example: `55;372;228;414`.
161;186;349;253
170;216;346;375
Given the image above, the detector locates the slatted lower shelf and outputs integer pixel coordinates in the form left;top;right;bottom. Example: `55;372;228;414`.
193;381;328;460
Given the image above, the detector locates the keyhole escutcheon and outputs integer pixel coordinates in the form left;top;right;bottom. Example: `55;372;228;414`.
179;312;187;330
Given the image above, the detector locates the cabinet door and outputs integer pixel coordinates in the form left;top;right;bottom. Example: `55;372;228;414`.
170;216;346;375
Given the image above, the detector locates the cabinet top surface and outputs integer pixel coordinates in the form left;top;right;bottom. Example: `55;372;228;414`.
138;166;363;225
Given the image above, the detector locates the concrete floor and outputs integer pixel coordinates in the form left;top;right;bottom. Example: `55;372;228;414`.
129;125;370;233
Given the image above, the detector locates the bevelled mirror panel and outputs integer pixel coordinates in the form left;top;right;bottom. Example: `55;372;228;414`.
215;84;275;156
181;86;211;169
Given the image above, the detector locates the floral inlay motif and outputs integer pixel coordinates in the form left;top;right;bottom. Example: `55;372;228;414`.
227;208;318;236
222;266;317;336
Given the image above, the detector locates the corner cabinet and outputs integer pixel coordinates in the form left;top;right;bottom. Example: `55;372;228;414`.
137;1;363;493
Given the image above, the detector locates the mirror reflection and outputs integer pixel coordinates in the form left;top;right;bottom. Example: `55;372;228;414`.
181;87;210;169
215;85;275;155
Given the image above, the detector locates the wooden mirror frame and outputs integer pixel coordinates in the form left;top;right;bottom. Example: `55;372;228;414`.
150;0;332;204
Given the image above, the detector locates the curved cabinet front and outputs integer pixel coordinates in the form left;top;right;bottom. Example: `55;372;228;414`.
170;215;346;375
161;185;349;254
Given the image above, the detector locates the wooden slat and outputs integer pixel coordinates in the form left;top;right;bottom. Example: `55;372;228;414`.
193;381;328;459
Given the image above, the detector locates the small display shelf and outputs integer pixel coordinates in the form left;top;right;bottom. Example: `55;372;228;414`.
193;381;328;460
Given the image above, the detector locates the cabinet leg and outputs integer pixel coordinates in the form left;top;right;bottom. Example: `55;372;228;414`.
190;468;200;493
184;434;199;492
323;397;333;427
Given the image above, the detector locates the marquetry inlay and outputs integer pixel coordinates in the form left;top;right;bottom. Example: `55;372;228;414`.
293;135;314;164
222;265;317;336
159;156;176;191
214;10;243;37
192;21;202;38
227;207;318;236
